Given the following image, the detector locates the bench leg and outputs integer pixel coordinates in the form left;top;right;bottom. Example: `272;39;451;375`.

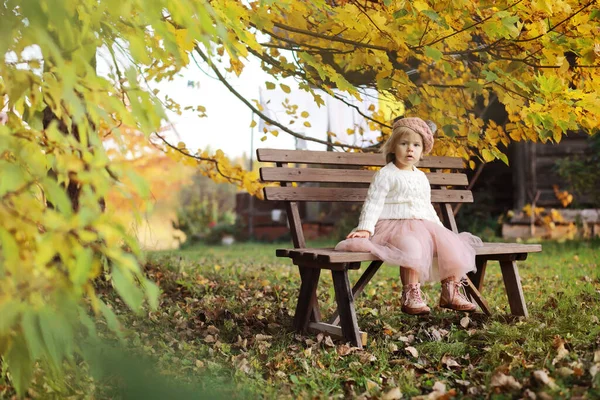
328;261;382;326
469;258;487;291
331;270;362;349
299;267;322;323
464;276;491;316
499;260;529;318
293;268;321;332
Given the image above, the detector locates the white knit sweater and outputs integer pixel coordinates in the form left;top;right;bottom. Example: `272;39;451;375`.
356;162;444;235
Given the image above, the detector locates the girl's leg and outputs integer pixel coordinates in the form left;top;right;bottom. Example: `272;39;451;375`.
399;266;430;315
400;266;419;285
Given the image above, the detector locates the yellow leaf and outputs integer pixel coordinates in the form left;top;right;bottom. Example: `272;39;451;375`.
303;121;311;127
280;84;291;93
270;130;279;137
250;120;257;128
481;149;495;162
265;82;276;90
412;0;430;12
301;111;309;118
260;136;267;141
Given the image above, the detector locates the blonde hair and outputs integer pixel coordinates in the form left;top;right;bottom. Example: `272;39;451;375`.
381;127;424;164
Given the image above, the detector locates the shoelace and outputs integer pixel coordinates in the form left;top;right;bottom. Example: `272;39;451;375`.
403;285;427;305
452;279;471;302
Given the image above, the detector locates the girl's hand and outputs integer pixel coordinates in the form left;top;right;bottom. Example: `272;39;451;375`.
347;230;370;239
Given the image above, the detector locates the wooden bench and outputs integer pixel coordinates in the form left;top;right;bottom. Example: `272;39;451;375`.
257;148;542;348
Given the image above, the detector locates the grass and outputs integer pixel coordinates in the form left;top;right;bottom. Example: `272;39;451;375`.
4;239;600;399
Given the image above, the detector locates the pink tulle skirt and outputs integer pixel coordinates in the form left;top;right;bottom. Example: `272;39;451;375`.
334;219;483;282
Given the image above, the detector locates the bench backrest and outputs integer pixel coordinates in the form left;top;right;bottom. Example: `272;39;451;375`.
257;148;471;248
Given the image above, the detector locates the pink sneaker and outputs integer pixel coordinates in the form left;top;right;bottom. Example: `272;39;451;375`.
401;283;431;315
439;277;477;312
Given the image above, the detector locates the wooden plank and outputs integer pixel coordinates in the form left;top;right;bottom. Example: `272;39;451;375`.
293;268;322;331
499;260;528;317
329;261;383;326
278;243;541;264
257;148;465;169
291;259;361;270
331;270;363;348
260;168;469;186
264;187;474;203
307;322;368;347
464;277;491;316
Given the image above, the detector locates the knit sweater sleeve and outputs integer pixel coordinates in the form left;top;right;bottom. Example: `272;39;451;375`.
356;168;391;235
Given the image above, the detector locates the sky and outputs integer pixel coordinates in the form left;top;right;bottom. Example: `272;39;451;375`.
146;54;388;161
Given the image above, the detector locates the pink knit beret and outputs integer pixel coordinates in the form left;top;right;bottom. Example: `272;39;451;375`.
393;117;435;154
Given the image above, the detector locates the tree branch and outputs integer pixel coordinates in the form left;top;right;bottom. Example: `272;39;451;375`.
271;21;390;52
152;132;243;183
194;45;365;150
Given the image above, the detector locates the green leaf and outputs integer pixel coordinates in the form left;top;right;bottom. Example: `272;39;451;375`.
39;309;73;369
465;80;484;94
0;300;21;335
442;124;458;138
0;227;19;268
111;267;144;310
5;336;34;396
383;0;392;6
393;9;409;18
265;81;276;90
407;93;421;106
21;311;45;361
72;247;94;287
377;78;393;90
143;278;161;310
482;70;499;82
0;161;26;197
42;177;73;217
99;300;123;339
424;46;443;61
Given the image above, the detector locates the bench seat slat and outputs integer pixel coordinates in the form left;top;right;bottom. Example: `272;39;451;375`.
277;243;542;263
265;187;474;203
261;168;469;186
257;149;465;169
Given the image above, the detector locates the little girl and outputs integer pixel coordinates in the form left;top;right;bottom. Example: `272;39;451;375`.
335;117;482;315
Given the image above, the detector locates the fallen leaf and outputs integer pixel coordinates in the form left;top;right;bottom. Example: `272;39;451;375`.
594;350;600;363
337;344;354;356
324;335;335;347
304;347;312;357
206;325;220;335
490;372;522;390
255;334;272;341
533;370;558;390
455;379;470;386
405;346;419;358
590;364;599;378
432;381;446;393
359;352;377;363
204;334;216;343
460;316;470;328
382;387;402;400
388;343;399;352
365;379;379;392
556;367;574;377
441;354;460;368
195;360;204;368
